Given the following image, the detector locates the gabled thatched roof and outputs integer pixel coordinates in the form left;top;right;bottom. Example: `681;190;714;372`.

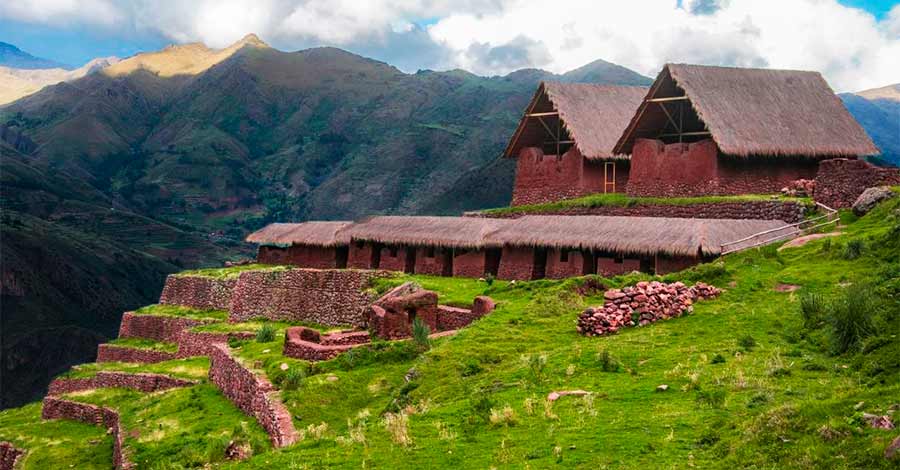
246;222;354;247
504;82;648;160
488;215;796;257
347;216;511;249
614;64;879;157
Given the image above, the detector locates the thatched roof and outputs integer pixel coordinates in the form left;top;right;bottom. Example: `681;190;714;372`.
246;222;354;247
504;82;648;160
614;64;879;157
488;215;796;257
347;216;511;249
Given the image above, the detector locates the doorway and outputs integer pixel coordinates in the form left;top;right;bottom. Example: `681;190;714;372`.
404;247;416;273
484;248;502;277
532;248;548;280
604;161;616;193
335;246;348;269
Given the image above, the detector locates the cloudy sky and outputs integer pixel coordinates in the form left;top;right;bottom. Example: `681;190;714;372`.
1;0;898;92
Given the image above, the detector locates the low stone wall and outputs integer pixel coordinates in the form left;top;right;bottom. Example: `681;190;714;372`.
282;327;367;361
208;343;299;448
229;269;388;326
0;442;24;470
118;313;211;343
159;275;236;310
41;397;132;469
472;200;809;224
815;158;900;208
48;372;195;396
176;330;255;358
577;281;721;336
96;344;177;364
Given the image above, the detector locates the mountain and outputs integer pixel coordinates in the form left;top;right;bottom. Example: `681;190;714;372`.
0;56;120;104
0;35;653;408
0;41;70;70
840;83;900;166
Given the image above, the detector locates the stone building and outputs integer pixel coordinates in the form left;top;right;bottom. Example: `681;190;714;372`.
613;64;879;197
503;82;648;206
246;221;353;268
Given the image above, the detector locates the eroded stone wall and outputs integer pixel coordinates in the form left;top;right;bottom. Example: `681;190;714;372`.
229;269;387;325
41;397;132;469
815;158;900;208
0;442;24;470
118;313;210;343
207;344;298;448
48;372;195;396
159;275;236;310
96;344;176;364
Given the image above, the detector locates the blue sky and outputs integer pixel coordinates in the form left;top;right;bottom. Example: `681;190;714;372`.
1;0;898;91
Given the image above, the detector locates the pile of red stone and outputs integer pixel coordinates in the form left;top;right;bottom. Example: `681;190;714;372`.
781;179;816;197
577;281;721;337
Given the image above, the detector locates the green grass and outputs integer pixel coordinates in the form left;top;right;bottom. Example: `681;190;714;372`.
107;337;179;354
3;196;899;469
479;192;813;216
58;357;210;381
0;403;112;470
173;263;284;279
134;304;228;321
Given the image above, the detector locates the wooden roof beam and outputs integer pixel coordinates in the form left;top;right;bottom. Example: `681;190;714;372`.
646;95;688;103
526;111;559;117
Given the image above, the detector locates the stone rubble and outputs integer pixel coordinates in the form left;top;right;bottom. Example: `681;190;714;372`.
577;281;721;337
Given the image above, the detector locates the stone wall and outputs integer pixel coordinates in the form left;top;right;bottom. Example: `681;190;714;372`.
511;147;629;206
474;200;809;224
257;245;342;268
0;442;24;470
48;372;195;396
96;344;176;364
597;256;642;276
176;330;255;358
655;255;702;275
377;246;409;272
207;344;299;448
118;313;210;343
229;268;387;326
41;397;132;469
453;249;490;278
545;249;589;279
282;327;368;361
815;158;900;208
347;242;374;269
627;138;819;197
413;247;448;276
497;246;537;280
159;275;236;310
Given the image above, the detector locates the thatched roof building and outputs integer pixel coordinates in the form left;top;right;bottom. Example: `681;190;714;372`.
346;216;510;249
504;81;648;160
488;215;795;257
614;64;879;157
245;222;353;247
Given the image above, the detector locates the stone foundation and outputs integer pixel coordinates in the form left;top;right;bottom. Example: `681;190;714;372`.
282;327;370;361
41;397;132;469
48;372;196;396
176;330;255;358
229;268;388;326
0;442;24;470
118;313;212;343
96;344;176;364
208;344;299;448
815;158;900;208
159;275;236;310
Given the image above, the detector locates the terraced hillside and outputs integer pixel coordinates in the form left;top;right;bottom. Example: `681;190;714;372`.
1;191;898;468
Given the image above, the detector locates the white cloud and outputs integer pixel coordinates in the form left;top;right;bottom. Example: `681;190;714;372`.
2;0;898;91
427;0;900;91
0;0;122;26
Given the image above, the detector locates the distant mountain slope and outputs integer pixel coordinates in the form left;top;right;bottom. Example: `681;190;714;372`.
841;83;900;166
0;56;119;104
0;41;70;69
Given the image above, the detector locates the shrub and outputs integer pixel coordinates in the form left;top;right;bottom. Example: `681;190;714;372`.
799;291;825;329
696;388;726;408
738;335;757;351
484;273;495;286
597;349;621;372
281;366;305;390
489;405;518;427
255;323;276;343
826;287;876;355
411;318;431;350
525;353;549;384
710;353;726;364
842;239;864;260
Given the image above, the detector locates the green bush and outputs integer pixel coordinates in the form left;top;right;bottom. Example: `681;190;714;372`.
256;323;276;343
738;335;757;351
826;287;876;355
597;349;621;372
842;239;864;260
412;318;431;350
799;291;825;328
280;367;305;390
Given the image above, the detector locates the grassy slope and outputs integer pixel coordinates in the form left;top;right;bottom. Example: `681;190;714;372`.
478;192;813;216
1;196;898;469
